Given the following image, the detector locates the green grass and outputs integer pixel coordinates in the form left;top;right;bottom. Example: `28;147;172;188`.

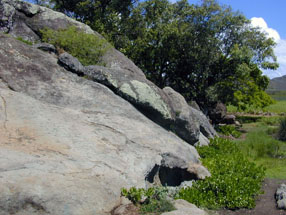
255;158;286;179
264;100;286;114
263;91;286;114
267;90;286;101
235;119;286;179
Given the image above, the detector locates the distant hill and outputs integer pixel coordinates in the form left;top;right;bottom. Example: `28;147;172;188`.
268;75;286;91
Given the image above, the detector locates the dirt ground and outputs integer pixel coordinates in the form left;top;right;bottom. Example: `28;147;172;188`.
218;178;286;215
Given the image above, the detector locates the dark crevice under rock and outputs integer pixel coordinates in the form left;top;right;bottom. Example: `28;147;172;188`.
146;164;198;187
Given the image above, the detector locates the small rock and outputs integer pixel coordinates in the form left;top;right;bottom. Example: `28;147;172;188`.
276;184;286;210
161;199;208;215
58;52;84;75
222;114;236;124
112;203;138;215
33;43;57;54
208;102;227;124
179;180;194;189
234;120;241;127
195;132;210;147
120;196;132;206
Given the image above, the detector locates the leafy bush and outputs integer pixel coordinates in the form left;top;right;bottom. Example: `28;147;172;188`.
140;198;175;215
177;138;265;209
278;117;286;141
216;125;241;138
40;26;111;66
121;186;175;214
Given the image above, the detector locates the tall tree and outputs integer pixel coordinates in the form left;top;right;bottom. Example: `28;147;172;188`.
32;0;138;39
46;0;136;19
117;0;278;110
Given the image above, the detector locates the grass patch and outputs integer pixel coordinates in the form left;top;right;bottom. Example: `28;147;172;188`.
258;116;281;126
264;100;286;114
235;118;286;179
267;90;286;101
255;158;286;179
278;117;286;141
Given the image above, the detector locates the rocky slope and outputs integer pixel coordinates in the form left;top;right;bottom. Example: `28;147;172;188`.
0;1;215;214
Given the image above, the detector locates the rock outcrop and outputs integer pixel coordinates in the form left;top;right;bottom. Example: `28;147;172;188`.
0;0;216;146
0;1;216;214
0;32;210;215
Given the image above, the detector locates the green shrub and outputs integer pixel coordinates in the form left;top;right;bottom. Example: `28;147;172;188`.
40;26;111;66
177;138;265;209
216;125;241;138
140;198;175;215
121;186;175;214
278;117;286;141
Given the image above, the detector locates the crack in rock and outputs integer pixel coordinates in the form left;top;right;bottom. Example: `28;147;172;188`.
0;93;8;129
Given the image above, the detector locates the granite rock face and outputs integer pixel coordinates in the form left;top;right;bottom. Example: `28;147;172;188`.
0;31;210;215
0;0;216;146
0;1;217;214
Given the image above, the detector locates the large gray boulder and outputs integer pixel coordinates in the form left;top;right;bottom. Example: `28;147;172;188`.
0;31;210;214
0;0;216;145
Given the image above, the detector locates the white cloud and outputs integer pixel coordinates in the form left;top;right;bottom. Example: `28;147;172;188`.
251;17;286;79
250;17;280;42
